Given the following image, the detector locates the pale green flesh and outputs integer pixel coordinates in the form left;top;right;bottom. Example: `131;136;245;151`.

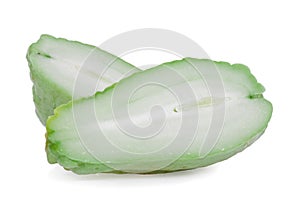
27;35;140;125
46;58;272;174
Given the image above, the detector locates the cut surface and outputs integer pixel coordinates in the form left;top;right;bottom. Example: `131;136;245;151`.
46;58;272;174
27;35;140;124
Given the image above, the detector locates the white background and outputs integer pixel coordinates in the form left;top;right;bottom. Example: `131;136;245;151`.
1;0;299;199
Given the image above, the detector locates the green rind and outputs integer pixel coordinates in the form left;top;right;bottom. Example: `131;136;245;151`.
46;58;273;174
27;54;71;125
